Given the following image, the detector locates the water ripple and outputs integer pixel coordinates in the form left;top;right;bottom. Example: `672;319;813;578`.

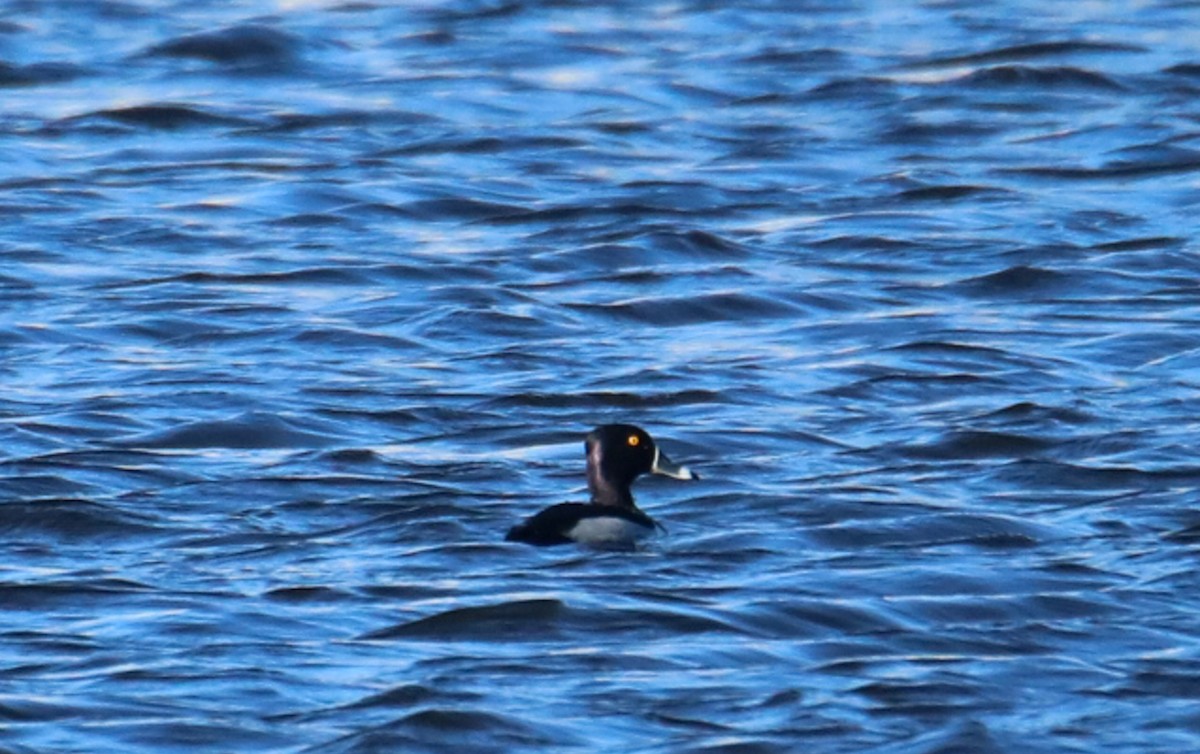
4;1;1200;752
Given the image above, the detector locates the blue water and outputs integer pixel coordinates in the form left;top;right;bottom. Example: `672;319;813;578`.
4;1;1200;751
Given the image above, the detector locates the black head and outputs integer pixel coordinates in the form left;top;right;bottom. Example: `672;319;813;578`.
585;424;696;508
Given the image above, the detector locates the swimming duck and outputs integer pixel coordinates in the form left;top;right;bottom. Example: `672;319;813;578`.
505;424;697;547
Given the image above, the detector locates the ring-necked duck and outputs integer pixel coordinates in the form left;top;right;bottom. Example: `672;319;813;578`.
505;424;697;547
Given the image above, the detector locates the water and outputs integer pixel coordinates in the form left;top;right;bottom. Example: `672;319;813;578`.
4;1;1200;751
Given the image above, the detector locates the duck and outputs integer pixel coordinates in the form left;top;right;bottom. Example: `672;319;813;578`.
505;424;697;547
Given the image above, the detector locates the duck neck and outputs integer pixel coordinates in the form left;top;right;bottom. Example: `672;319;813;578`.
588;476;635;508
586;439;636;508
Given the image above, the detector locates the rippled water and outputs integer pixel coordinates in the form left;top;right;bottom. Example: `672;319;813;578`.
5;1;1200;752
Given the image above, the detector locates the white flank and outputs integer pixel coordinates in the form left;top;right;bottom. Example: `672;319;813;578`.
567;516;654;546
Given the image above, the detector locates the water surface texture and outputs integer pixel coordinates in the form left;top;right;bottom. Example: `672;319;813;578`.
4;1;1200;752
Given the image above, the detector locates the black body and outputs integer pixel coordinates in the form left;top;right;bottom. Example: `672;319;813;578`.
504;503;659;546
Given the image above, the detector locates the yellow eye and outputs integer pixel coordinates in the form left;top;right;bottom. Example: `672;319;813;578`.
627;434;640;447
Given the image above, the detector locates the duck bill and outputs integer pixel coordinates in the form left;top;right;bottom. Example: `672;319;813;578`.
651;447;698;480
